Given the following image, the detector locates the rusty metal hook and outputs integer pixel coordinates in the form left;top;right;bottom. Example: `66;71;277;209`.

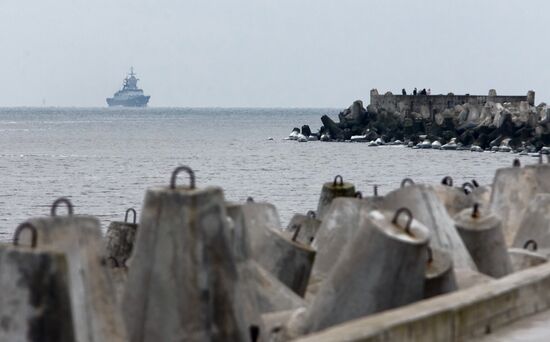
513;159;521;167
441;176;453;187
400;178;415;188
524;240;538;251
13;222;38;248
392;207;413;235
333;175;344;187
124;208;137;224
354;191;363;199
170;166;196;190
471;203;480;218
51;197;74;216
462;182;474;195
291;224;302;242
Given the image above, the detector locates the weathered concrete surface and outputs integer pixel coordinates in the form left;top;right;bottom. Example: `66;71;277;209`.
0;245;75;342
473;308;550;342
381;184;476;270
509;248;547;272
490;164;550;244
302;209;430;334
295;262;550;342
309;198;374;288
316;176;356;220
424;248;458;298
105;220;138;268
286;213;321;246
241;201;282;258
512;194;550;249
28;216;127;342
455;206;512;278
432;184;472;218
246;260;305;314
454;268;494;290
254;228;316;297
122;186;250;342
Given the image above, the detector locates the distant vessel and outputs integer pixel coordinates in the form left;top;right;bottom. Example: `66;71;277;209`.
106;67;150;107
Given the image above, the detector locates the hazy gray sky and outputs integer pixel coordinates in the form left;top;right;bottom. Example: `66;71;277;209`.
0;0;547;107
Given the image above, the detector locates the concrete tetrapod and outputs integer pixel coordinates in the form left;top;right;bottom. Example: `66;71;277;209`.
254;227;316;297
381;183;477;270
316;175;356;220
26;198;127;342
512;194;550;249
310;198;376;280
424;247;458;298
122;167;254;342
302;208;430;334
105;208;139;268
240;200;282;258
455;204;512;278
123;166;254;342
286;211;321;246
509;240;548;272
432;178;473;217
246;260;306;314
490;161;550;244
227;203;305;316
0;223;75;342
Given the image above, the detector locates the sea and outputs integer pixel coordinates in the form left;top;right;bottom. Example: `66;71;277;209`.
0;107;537;241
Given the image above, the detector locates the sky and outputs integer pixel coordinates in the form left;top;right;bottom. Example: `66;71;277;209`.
0;0;548;107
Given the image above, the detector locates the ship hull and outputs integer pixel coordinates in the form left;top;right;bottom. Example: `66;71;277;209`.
106;95;150;107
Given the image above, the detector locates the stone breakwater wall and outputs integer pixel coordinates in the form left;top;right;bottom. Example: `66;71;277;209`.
301;88;550;150
369;89;533;120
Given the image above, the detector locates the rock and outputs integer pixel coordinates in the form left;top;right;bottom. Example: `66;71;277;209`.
301;125;312;137
320;115;344;140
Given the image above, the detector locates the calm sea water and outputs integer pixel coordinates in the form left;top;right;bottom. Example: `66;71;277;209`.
0;107;536;241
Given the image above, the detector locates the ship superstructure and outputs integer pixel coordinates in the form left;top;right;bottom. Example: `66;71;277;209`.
107;67;150;107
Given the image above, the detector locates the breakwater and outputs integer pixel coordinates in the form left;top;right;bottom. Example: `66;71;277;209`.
3;159;550;341
291;89;550;152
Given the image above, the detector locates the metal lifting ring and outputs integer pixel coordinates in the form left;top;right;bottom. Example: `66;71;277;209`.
471;203;480;218
333;175;344;187
392;207;413;235
354;191;363;199
51;197;74;217
291;224;302;242
306;210;316;219
170;166;196;190
246;197;254;203
13;222;38;248
524;240;538;252
462;182;474;195
441;176;453;187
513;159;521;167
400;178;415;188
125;208;137;224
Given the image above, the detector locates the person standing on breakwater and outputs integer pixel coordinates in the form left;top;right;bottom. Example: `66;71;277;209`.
402;89;407;95
413;88;417;96
427;88;431;95
420;88;427;95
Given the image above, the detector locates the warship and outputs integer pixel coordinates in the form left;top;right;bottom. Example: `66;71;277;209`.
106;67;150;107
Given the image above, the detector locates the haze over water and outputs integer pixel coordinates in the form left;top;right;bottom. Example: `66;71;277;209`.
0;107;536;240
